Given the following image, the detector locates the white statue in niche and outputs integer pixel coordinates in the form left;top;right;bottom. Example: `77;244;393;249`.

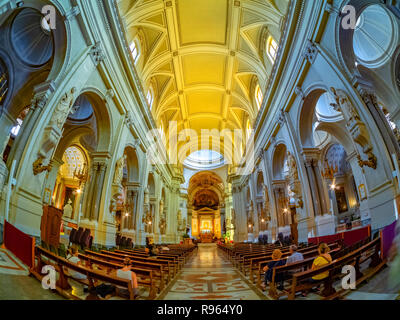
286;151;299;181
50;87;76;130
113;154;126;186
63;199;73;219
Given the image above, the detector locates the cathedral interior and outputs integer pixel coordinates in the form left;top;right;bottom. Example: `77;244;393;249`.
0;0;400;302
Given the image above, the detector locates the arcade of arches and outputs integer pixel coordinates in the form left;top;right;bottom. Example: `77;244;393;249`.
0;0;400;301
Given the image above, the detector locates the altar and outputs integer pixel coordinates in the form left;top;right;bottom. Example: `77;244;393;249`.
200;231;213;243
191;207;221;241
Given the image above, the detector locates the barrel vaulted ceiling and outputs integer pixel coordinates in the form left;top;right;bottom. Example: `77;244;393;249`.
117;0;289;154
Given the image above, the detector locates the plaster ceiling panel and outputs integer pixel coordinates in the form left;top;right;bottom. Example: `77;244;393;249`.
241;8;265;28
141;12;166;28
189;118;221;132
238;36;259;60
142;27;164;56
146;38;170;63
236;73;253;96
177;0;228;46
182;53;226;86
242;26;262;52
186;91;223;115
118;0;139;16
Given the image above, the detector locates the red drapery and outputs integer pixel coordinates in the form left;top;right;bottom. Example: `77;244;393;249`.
308;226;371;247
3;220;35;268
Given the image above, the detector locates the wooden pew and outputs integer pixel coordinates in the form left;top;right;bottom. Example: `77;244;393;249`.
252;242;339;286
81;251;166;293
100;250;177;278
287;237;383;300
32;246;156;300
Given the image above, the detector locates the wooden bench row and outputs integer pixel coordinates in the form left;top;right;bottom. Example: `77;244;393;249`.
31;246;156;300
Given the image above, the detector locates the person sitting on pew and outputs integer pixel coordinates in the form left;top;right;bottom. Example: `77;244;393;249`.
261;249;286;291
65;247;89;296
66;247;87;281
287;245;304;267
302;243;332;297
116;258;139;298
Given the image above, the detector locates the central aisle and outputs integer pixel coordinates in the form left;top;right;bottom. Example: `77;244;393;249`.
158;243;265;300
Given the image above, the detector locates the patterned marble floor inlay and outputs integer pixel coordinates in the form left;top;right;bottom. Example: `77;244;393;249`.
0;248;29;276
159;244;266;300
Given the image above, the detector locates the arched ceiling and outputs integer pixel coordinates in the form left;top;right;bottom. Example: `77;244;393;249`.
118;0;288;156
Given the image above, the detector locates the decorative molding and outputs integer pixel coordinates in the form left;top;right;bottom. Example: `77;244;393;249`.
294;86;305;100
64;6;80;21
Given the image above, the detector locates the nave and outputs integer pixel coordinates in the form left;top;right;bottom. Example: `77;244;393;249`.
0;241;399;301
1;0;400;302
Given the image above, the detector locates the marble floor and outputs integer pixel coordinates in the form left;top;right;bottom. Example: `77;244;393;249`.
0;248;64;300
158;243;266;300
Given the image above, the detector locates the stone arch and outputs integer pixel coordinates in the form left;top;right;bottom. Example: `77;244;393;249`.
272;143;287;180
124;146;140;183
298;88;326;148
78;89;112;153
147;172;156;196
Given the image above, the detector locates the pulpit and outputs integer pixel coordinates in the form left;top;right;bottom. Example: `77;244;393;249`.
41;205;63;248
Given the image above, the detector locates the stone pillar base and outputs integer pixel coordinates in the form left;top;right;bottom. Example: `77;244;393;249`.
315;213;336;236
297;220;309;244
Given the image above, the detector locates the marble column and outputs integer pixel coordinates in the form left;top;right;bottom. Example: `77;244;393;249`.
0;111;14;196
303;149;335;235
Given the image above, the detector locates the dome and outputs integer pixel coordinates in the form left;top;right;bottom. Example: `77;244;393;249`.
184;150;225;169
11;8;54;66
353;5;397;68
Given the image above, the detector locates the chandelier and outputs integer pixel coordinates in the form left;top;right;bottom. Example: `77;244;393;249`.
73;162;88;188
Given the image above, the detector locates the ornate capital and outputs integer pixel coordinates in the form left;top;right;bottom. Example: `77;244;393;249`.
303;41;318;64
90;42;105;66
31;80;56;111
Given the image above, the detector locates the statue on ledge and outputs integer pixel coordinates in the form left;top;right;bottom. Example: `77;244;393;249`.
63;199;73;219
113;154;126;186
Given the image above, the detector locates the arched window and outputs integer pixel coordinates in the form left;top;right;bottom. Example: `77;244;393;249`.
267;36;278;63
130;40;139;63
146;86;154;108
255;85;263;110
